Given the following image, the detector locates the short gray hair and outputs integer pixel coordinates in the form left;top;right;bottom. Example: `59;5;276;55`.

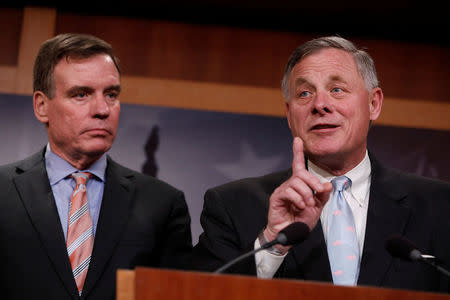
281;36;378;102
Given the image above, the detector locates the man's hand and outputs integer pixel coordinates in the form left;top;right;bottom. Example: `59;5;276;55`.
264;137;332;254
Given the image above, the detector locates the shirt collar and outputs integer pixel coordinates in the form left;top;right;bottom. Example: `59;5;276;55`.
308;151;371;206
45;143;107;185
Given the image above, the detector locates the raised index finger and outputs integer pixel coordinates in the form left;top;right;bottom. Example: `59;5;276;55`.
292;137;306;175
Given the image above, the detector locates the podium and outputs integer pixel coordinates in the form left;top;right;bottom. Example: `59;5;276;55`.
117;267;450;300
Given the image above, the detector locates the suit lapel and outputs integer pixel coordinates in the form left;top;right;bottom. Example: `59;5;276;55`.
82;158;135;297
290;222;332;282
13;151;79;296
358;156;411;286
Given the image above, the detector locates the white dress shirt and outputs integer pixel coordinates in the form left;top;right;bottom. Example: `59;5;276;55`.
255;151;372;278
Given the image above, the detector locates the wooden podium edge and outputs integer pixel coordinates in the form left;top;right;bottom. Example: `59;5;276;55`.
118;267;450;300
117;269;135;300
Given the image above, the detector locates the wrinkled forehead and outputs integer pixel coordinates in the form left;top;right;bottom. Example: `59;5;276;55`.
290;49;360;82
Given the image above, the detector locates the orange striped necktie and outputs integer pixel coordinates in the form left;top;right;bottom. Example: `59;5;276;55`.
67;172;94;295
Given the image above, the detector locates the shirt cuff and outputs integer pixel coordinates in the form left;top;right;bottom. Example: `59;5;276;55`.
254;237;286;279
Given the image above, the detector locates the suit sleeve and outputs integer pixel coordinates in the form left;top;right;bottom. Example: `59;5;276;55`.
431;184;450;293
190;188;257;274
157;191;193;270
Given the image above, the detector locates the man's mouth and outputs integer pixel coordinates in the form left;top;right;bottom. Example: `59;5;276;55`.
86;128;110;135
311;124;339;130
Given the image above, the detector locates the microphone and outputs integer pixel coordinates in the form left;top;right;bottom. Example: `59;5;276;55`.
385;235;450;278
214;222;310;274
385;235;424;261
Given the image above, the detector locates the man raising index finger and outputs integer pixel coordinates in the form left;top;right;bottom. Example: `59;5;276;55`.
192;36;450;293
264;137;332;255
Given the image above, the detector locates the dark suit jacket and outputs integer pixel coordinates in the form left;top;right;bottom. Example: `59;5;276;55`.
0;149;192;300
192;154;450;293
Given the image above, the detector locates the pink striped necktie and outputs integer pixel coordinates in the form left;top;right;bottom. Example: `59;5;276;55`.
67;172;94;295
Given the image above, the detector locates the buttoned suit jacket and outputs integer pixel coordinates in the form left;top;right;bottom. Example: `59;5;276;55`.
192;154;450;293
0;149;192;300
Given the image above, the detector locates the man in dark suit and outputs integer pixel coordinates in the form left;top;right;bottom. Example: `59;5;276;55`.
0;33;192;299
192;36;450;293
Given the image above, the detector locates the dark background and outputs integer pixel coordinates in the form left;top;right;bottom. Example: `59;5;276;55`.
3;0;449;46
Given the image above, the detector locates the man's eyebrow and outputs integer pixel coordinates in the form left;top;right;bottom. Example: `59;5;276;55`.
294;77;309;88
66;86;94;96
328;75;347;83
104;85;121;93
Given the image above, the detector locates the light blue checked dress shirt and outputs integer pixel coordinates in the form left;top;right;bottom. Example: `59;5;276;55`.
44;144;106;240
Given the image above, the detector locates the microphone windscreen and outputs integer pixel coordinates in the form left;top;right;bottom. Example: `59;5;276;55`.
385;235;419;261
277;222;310;246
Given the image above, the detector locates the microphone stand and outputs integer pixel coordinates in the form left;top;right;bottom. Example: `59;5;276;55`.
214;240;278;274
419;256;450;278
214;222;309;274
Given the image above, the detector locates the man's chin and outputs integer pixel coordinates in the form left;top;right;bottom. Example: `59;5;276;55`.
304;143;342;158
81;143;113;157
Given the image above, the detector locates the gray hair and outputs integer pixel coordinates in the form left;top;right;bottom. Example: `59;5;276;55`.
281;36;378;102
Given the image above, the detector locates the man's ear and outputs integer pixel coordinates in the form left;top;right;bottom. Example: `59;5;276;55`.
33;91;49;125
286;102;292;130
369;87;383;121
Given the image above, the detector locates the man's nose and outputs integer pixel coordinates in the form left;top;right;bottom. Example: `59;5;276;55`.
91;94;110;118
312;92;333;115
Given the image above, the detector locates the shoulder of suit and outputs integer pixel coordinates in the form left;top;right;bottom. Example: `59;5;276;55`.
0;149;45;177
209;168;292;195
374;162;450;202
106;156;184;195
369;151;450;190
391;167;450;190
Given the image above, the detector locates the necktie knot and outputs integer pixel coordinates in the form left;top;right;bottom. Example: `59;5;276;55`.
332;176;351;192
71;172;91;185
